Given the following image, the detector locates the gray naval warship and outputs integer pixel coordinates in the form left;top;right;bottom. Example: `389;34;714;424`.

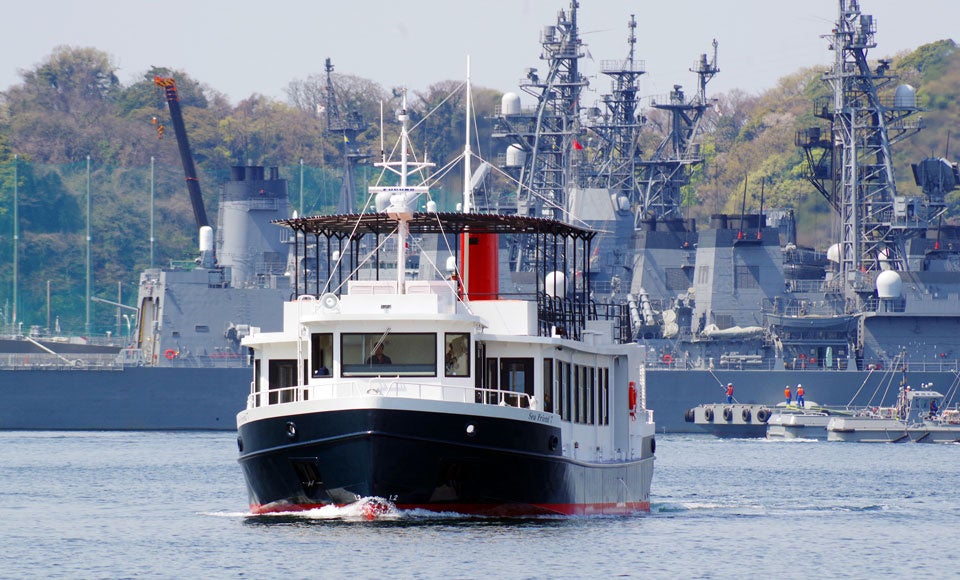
490;0;960;432
0;77;296;429
0;161;292;429
4;0;959;432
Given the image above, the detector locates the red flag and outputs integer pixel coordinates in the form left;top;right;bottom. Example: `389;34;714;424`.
573;140;584;150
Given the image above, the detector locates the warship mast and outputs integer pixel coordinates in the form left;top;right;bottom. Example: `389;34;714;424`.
637;40;718;223
798;0;924;292
583;15;646;204
324;57;368;214
493;1;587;221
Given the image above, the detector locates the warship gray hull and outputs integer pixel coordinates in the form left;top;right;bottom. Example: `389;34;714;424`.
0;366;247;430
2;364;955;432
0;164;292;431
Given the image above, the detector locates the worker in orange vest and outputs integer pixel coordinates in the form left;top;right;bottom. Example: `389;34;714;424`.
796;384;805;408
725;382;734;404
784;385;792;406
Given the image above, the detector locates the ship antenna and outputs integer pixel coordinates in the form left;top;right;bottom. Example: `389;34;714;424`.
463;55;473;215
380;100;386;163
737;176;748;240
757;178;765;240
462;56;473;299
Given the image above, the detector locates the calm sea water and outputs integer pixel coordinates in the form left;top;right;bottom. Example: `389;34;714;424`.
1;431;959;579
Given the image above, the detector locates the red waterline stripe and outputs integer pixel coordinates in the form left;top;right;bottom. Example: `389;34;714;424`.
249;501;650;516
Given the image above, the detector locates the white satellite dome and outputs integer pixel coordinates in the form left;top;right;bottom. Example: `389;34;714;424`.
545;271;567;299
894;84;916;108
827;243;841;263
506;144;526;168
876;270;903;299
501;92;521;116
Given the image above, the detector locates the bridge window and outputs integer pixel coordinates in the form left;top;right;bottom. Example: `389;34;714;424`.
311;333;333;378
444;333;470;377
341;332;437;377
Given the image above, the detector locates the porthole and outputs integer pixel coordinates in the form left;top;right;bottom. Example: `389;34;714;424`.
548;435;559;451
285;421;298;440
465;423;477;437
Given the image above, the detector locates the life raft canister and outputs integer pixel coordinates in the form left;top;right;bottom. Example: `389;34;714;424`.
164;348;177;360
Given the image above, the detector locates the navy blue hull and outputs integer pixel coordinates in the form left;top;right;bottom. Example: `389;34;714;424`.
237;409;654;516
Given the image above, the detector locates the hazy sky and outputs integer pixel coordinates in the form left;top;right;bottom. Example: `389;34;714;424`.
3;0;957;107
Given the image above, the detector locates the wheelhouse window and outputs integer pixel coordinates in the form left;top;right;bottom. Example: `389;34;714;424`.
311;332;333;378
341;332;437;377
444;333;470;377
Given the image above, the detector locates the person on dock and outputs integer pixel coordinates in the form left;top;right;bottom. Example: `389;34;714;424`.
784;385;792;406
725;382;734;404
796;384;805;408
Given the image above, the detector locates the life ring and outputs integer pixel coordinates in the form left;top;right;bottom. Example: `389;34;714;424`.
164;349;177;360
662;354;673;364
742;408;752;422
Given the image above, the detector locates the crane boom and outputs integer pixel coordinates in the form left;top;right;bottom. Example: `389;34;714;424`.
154;76;210;229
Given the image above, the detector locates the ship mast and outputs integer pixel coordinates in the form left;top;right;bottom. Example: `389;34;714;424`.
584;15;646;205
324;58;368;214
637;40;718;222
493;0;587;220
371;90;433;293
799;0;923;291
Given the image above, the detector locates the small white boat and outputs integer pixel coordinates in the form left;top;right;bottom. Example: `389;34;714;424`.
827;388;960;443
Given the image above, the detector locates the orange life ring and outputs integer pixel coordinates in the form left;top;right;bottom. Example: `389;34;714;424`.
164;349;177;360
662;354;673;364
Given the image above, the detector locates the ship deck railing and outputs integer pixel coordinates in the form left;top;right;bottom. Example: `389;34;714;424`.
250;381;536;411
0;352;124;371
644;356;960;373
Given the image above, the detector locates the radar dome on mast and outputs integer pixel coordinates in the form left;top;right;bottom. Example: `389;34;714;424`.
876;270;903;299
506;144;526;168
545;271;567;299
894;84;916;108
501;92;521;116
827;243;841;263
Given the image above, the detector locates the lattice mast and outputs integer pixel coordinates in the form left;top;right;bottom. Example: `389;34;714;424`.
804;1;923;290
324;58;367;214
513;1;588;219
584;15;646;201
637;40;718;222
